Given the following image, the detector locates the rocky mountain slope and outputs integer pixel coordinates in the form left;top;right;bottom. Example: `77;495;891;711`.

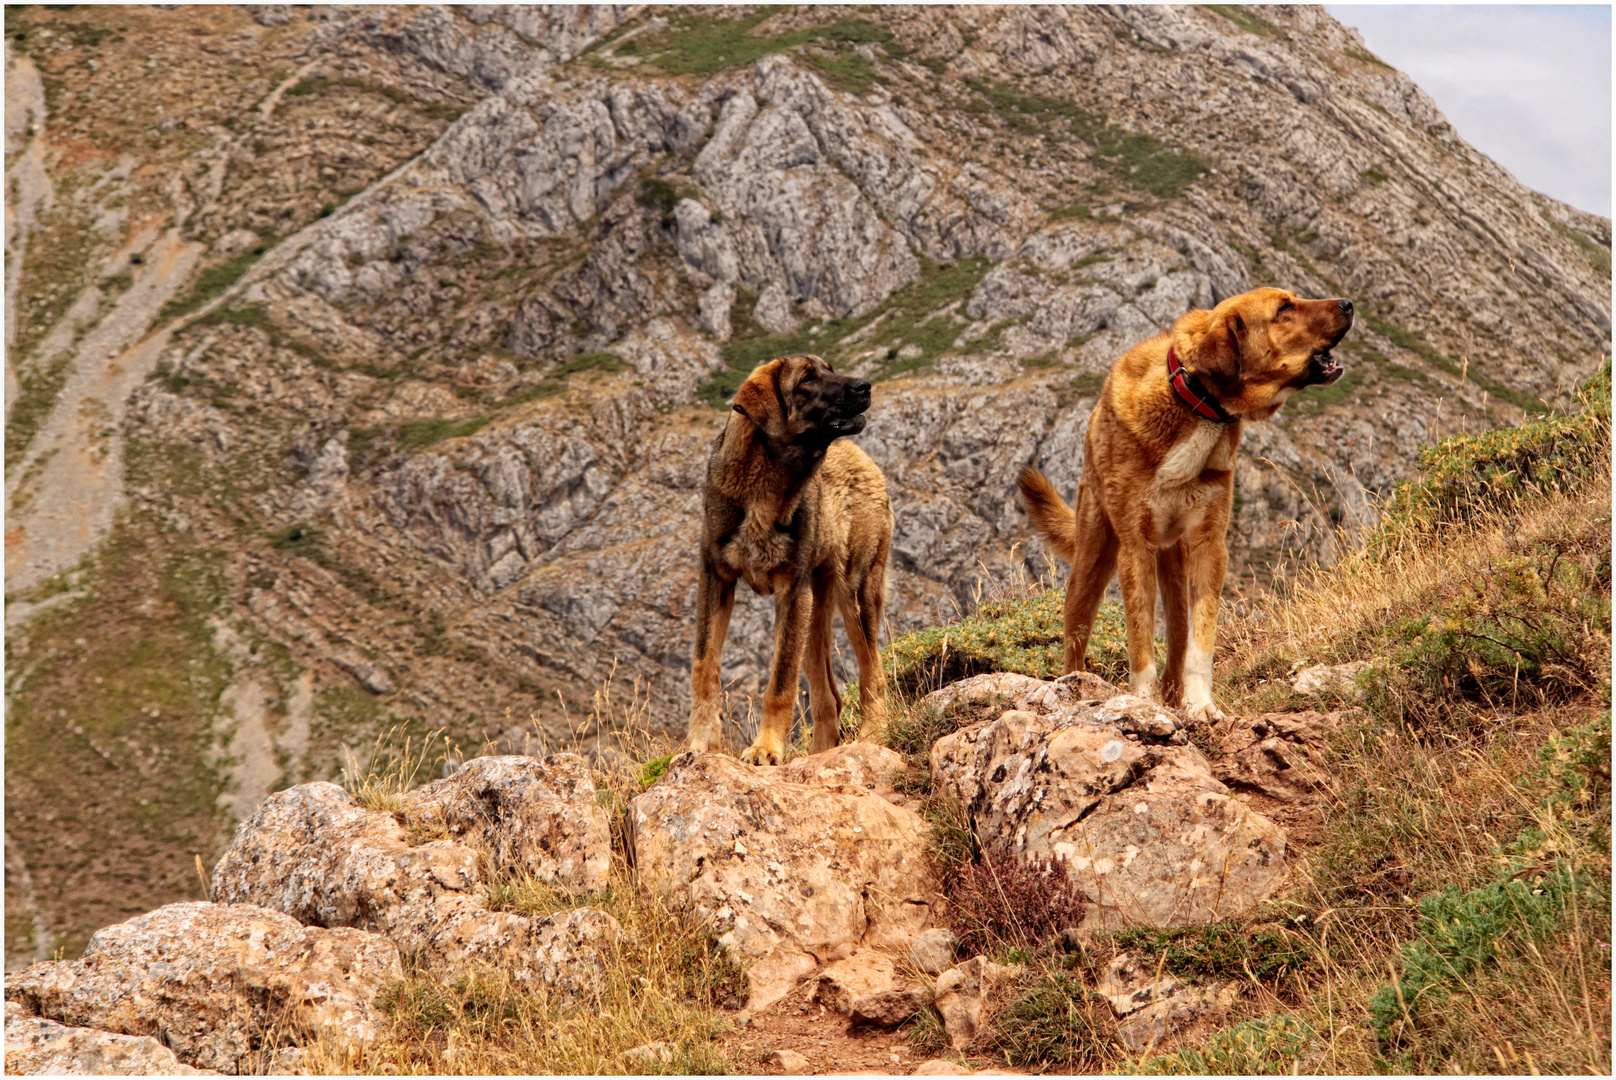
4;3;1609;966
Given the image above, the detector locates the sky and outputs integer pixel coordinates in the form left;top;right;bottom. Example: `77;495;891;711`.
1326;5;1612;217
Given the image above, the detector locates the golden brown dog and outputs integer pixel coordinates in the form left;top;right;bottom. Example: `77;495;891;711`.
1019;287;1354;719
687;354;893;765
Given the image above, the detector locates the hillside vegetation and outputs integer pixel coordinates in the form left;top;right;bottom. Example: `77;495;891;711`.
296;368;1609;1075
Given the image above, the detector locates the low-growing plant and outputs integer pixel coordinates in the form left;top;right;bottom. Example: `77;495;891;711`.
886;590;1131;695
947;849;1088;958
1115;1015;1317;1075
1370;870;1606;1059
985;972;1117;1070
1103;920;1313;985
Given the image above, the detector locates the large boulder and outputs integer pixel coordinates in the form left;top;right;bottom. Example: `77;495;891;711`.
210;777;617;996
4;903;400;1074
629;743;941;1009
5;1000;217;1076
403;753;611;889
931;689;1286;928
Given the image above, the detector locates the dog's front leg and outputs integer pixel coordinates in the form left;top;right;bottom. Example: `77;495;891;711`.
687;564;736;752
740;581;811;766
1115;540;1161;701
1183;526;1228;722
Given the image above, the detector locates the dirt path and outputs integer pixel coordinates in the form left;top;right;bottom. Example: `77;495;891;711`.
718;982;965;1076
4;39;52;423
4;229;201;596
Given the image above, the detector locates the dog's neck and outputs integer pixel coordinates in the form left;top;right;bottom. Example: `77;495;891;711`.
720;413;825;527
1166;347;1236;424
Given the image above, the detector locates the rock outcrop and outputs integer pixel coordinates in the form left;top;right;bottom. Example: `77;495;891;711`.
931;680;1287;927
4;903;400;1074
1096;951;1241;1052
403;753;612;888
630;743;941;1009
210;772;616;996
4;1001;218;1076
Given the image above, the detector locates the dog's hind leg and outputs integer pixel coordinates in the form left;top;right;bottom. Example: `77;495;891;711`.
687;565;736;752
1157;542;1189;709
1115;536;1161;700
842;556;890;743
1062;476;1119;675
740;582;812;766
805;578;843;755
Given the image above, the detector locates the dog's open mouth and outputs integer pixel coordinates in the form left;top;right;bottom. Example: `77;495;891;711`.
827;412;868;436
1310;349;1345;385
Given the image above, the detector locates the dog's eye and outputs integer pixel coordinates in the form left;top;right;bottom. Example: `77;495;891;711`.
1276;301;1294;316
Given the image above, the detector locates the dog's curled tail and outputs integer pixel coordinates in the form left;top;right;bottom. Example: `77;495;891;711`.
1017;467;1078;565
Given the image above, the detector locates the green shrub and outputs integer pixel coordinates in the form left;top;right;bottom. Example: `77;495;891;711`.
1369;870;1597;1050
885;590;1130;695
1103;921;1313;984
1115;1015;1316;1075
1358;516;1610;726
1375;361;1609;540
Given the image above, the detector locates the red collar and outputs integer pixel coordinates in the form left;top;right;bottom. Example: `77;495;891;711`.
1167;347;1236;424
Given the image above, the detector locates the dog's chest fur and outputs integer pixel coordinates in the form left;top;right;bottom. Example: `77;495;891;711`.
1148;420;1234;539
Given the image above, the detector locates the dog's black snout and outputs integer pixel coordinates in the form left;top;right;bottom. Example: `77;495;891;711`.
849;378;872;396
1337;298;1354;315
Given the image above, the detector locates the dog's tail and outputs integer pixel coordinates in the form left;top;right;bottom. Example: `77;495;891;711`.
1017;467;1078;565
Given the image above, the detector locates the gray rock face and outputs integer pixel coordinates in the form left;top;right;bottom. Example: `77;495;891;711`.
629;743;941;1009
210;777;616;996
931;700;1287;928
4;903;400;1074
406;753;611;889
4;1000;218;1076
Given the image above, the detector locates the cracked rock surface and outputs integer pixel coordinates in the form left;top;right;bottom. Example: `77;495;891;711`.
4;903;400;1074
931;682;1287;927
630;743;940;1009
210;770;616;997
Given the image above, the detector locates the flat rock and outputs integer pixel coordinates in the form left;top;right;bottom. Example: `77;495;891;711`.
211;780;617;996
921;673;1050;715
850;986;929;1029
1292;661;1370;699
4;903;400;1073
403;753;611;890
931;701;1286;928
909;927;958;975
630;746;941;1009
1214;712;1340;804
4;1000;218;1076
1097;952;1240;1052
768;1047;812;1073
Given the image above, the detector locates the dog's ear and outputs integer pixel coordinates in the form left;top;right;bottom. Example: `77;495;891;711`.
732;363;784;436
1195;312;1244;388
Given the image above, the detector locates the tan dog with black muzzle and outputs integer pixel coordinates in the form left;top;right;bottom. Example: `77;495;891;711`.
1019;287;1354;720
686;354;893;766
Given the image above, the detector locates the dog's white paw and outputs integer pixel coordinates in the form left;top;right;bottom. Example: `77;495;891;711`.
738;741;782;766
1183;699;1225;723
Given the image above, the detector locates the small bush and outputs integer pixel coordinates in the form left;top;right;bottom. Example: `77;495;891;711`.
1375;360;1609;540
1115;1015;1317;1075
1104;921;1313;984
947;849;1088;958
1370;870;1600;1051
